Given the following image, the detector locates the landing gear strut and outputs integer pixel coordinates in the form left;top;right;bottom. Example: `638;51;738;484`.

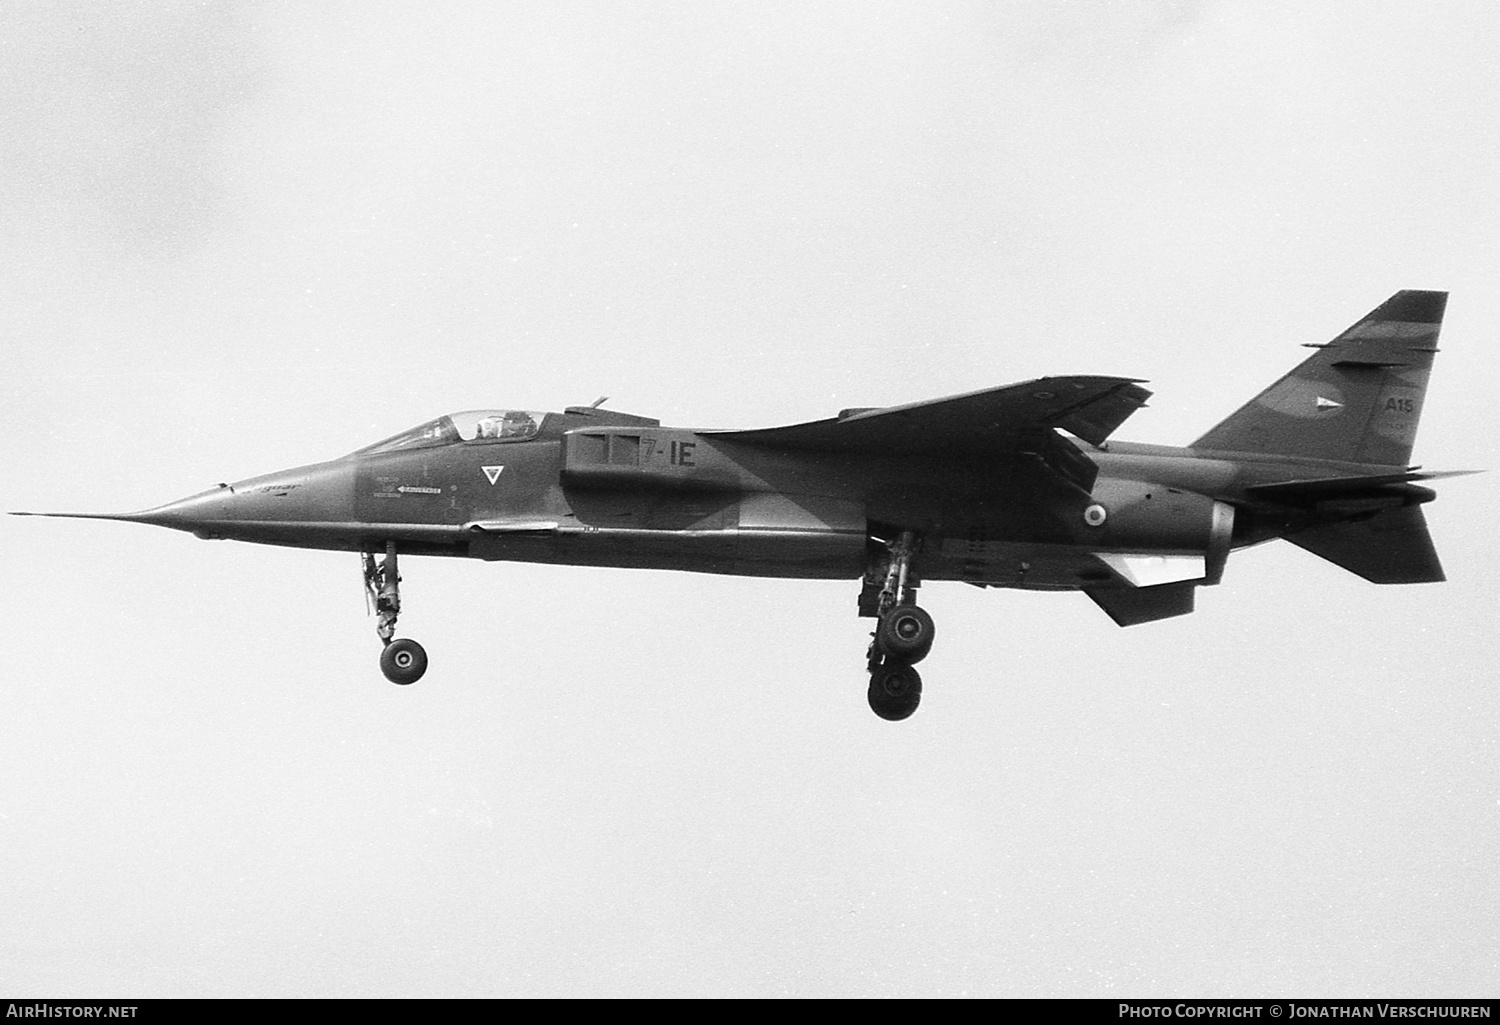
363;541;427;685
859;529;934;721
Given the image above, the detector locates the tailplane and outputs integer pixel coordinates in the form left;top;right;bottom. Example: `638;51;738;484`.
1192;290;1446;465
1284;505;1444;583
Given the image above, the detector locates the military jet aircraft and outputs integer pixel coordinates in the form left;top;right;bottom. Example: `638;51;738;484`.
15;290;1473;720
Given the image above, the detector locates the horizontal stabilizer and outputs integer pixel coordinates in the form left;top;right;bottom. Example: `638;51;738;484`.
1085;582;1197;626
1284;505;1444;583
1247;469;1479;504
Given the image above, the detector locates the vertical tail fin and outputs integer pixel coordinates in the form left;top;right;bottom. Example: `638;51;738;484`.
1192;290;1447;466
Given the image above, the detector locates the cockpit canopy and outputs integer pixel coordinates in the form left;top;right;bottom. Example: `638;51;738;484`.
354;409;548;456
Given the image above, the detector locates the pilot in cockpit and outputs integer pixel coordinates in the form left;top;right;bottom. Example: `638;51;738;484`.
474;412;537;440
501;412;536;437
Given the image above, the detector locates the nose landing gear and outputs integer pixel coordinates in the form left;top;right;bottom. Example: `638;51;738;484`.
860;529;934;721
363;541;428;685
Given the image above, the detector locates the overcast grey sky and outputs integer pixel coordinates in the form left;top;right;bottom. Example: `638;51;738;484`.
4;0;1498;997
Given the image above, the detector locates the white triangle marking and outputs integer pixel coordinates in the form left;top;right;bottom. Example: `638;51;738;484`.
1316;396;1343;411
482;466;504;485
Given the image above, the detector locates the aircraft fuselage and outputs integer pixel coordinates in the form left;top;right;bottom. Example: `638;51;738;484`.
107;413;1415;593
18;290;1464;717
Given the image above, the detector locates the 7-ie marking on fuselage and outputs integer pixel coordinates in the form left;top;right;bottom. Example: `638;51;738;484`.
641;439;696;466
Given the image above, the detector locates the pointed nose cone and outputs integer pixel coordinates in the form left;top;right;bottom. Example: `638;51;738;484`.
120;486;243;534
8;489;236;534
13;461;356;543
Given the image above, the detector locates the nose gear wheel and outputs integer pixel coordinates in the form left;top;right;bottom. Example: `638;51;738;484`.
364;541;429;685
380;637;428;685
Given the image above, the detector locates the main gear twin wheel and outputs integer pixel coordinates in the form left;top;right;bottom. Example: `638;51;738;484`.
868;661;922;721
875;604;935;663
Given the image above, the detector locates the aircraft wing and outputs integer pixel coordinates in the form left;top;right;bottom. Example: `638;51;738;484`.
703;376;1151;457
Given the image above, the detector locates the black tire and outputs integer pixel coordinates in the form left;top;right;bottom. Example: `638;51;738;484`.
868;662;922;721
875;604;935;663
380;638;428;685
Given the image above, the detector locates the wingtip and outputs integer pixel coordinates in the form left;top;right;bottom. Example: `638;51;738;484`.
1372;289;1448;324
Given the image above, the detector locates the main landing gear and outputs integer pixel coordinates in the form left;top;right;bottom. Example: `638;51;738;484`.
860;530;935;721
363;541;428;685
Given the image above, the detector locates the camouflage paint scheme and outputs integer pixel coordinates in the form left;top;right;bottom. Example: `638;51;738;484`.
17;291;1472;714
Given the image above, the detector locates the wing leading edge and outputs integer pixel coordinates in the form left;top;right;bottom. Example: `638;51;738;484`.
702;376;1151;457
